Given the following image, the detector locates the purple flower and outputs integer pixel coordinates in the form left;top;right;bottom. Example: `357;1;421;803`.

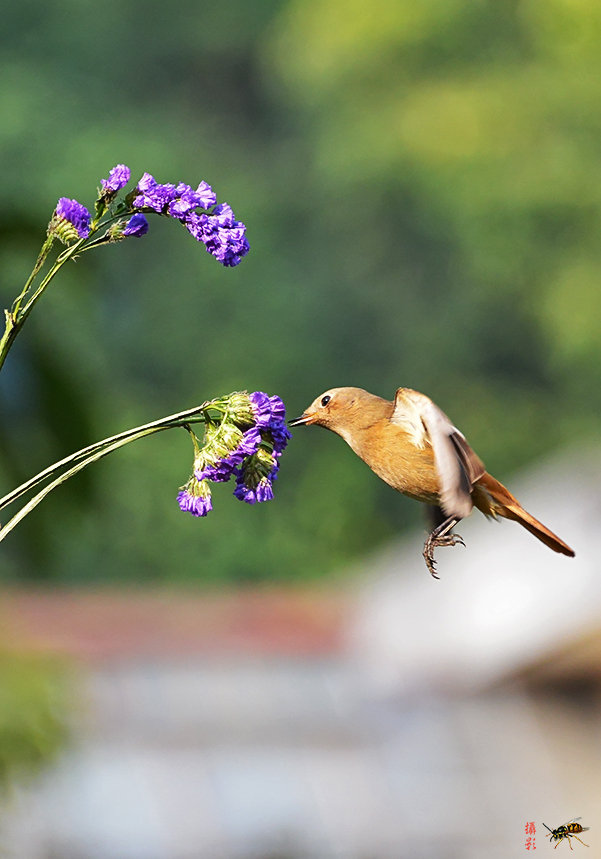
238;426;263;456
267;395;286;423
136;172;156;194
233;469;277;505
55;197;91;239
194;180;218;209
129;172;249;266
250;392;287;428
195;461;236;483
123;213;149;237
184;202;249;267
168;183;203;219
184;212;208;242
177;486;212;517
195;427;262;483
202;210;249;266
268;422;292;455
101;164;131;192
167;181;218;218
221;235;250;268
247;393;290;455
133;173;177;213
256;478;275;502
180;391;288;517
249;391;272;426
212;203;235;226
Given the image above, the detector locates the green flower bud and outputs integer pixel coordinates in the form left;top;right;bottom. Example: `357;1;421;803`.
225;391;255;427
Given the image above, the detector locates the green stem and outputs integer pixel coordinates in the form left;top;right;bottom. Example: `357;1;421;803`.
0;237;85;372
10;234;55;317
0;210;130;373
0;400;218;514
0;426;165;544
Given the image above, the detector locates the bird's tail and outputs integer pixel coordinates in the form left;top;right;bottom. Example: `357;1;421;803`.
474;472;575;557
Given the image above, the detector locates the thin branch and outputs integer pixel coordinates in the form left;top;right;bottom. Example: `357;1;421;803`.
0;426;166;543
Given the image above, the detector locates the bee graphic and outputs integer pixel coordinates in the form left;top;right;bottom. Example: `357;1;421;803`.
542;818;589;849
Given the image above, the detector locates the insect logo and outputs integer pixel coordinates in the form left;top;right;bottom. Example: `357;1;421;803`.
542;818;589;850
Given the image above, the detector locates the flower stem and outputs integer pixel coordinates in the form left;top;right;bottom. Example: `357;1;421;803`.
10;234;56;316
0;237;85;372
0;400;218;517
0;427;164;544
0;209;127;373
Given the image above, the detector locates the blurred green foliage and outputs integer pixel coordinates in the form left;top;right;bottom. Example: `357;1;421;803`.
0;0;599;584
0;649;71;786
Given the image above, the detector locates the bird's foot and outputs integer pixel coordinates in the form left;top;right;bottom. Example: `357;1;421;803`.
422;519;465;579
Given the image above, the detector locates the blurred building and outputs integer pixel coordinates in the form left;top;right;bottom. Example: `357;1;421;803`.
0;449;599;858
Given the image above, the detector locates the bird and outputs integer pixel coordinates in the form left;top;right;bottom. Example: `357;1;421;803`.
289;386;575;577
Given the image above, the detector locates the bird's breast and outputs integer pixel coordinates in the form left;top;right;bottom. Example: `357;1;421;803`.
344;421;440;504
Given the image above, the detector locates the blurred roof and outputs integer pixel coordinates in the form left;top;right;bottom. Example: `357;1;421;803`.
1;586;349;663
514;624;601;686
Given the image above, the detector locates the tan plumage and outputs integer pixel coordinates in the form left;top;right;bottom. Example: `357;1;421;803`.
290;386;575;576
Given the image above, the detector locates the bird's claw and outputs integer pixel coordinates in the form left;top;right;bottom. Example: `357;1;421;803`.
422;538;440;579
422;531;465;578
438;533;465;549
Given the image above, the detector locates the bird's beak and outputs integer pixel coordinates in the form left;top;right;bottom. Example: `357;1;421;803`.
288;411;315;427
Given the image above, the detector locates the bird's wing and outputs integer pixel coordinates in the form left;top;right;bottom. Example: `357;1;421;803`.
392;388;485;519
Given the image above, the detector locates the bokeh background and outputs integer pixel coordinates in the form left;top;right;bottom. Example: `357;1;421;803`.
0;1;600;857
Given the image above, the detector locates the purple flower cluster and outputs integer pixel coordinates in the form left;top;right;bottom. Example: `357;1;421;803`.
123;213;149;237
134;175;218;215
249;391;286;426
177;483;213;518
234;465;279;504
185;204;250;267
134;172;249;267
50;164;248;264
54;197;91;240
101;164;131;193
177;391;291;518
249;392;291;457
195;426;262;483
229;392;291;505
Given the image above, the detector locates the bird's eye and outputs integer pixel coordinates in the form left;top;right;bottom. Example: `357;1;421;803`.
321;395;331;407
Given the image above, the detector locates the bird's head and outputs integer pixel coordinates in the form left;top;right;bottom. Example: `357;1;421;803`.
289;387;369;435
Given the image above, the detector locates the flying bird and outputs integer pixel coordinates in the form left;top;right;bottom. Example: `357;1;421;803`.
290;386;575;577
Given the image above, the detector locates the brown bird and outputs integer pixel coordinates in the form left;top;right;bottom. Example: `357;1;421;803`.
290;386;575;577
